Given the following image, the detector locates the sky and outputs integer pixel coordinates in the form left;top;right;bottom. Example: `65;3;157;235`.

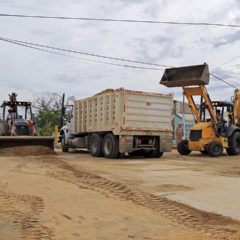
1;0;240;105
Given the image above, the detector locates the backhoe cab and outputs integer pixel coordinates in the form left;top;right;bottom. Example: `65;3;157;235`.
160;63;240;157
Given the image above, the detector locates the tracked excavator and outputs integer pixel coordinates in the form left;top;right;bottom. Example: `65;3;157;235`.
160;63;240;157
0;93;54;150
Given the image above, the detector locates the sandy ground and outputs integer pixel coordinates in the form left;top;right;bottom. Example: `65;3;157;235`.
0;147;240;240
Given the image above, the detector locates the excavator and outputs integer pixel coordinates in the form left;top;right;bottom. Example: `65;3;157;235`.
160;63;240;157
0;93;54;150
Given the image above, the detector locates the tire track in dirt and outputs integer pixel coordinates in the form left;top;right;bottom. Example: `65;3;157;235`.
38;157;240;240
0;181;54;240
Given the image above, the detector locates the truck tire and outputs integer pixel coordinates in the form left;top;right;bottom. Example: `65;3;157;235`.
227;131;240;155
89;133;103;157
207;141;223;157
61;133;69;152
102;133;119;158
177;140;191;155
145;151;164;158
200;150;208;154
144;137;163;158
129;150;145;157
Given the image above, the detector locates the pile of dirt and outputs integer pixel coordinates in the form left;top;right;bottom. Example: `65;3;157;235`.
0;145;56;156
94;88;114;96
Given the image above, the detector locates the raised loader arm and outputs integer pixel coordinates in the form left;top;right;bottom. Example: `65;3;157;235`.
233;88;240;127
183;85;218;125
160;63;218;133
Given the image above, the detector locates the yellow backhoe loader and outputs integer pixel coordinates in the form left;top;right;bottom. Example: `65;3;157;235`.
0;93;54;150
160;63;240;157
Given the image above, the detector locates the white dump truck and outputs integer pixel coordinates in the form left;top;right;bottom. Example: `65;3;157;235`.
60;88;173;158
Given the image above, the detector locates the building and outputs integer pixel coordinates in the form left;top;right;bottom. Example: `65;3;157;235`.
173;100;195;144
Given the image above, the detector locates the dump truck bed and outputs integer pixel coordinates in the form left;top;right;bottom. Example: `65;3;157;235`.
73;88;173;136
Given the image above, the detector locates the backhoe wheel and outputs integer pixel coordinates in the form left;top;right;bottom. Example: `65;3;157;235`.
144;137;163;158
207;141;223;157
102;133;119;158
227;131;240;155
177;140;191;155
89;133;103;157
61;133;69;152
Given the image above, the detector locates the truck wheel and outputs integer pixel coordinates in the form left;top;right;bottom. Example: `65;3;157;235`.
129;150;145;157
227;131;240;155
103;133;119;158
207;141;223;157
145;137;163;158
145;151;164;158
89;133;103;157
61;134;69;152
226;148;234;155
200;150;207;154
177;140;191;155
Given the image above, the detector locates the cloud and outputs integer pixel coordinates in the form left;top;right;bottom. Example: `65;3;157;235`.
212;31;240;48
0;0;239;106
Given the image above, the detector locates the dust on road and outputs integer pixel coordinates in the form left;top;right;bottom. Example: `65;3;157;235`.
0;146;56;156
0;149;239;239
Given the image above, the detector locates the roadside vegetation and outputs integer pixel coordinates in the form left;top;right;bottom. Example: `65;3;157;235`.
33;93;63;136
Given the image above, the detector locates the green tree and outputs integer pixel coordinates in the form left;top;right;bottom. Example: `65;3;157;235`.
33;92;64;136
36;109;62;136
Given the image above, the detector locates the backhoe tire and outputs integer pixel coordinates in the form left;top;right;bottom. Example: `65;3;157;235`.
227;131;240;155
207;141;223;157
177;140;191;155
89;133;103;157
61;134;69;152
102;133;119;158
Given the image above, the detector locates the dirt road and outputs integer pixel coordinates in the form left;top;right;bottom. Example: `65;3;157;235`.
0;149;240;240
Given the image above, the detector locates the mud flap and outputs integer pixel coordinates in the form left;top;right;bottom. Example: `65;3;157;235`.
160;136;172;152
119;135;133;153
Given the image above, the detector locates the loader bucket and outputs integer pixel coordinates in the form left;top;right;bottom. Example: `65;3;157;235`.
0;136;55;150
160;63;209;87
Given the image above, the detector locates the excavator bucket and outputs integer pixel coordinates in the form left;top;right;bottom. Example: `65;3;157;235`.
160;63;209;87
0;136;54;150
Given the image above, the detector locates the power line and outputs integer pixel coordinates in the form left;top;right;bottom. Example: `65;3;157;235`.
0;37;164;71
0;36;172;68
213;55;240;70
1;13;240;28
0;36;237;88
210;73;237;89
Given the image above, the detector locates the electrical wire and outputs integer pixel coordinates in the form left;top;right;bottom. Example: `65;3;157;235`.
0;36;238;88
0;37;164;71
210;73;237;89
0;36;172;68
0;13;240;28
212;55;240;70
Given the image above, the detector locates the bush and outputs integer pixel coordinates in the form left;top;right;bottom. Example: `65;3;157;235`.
36;109;61;136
